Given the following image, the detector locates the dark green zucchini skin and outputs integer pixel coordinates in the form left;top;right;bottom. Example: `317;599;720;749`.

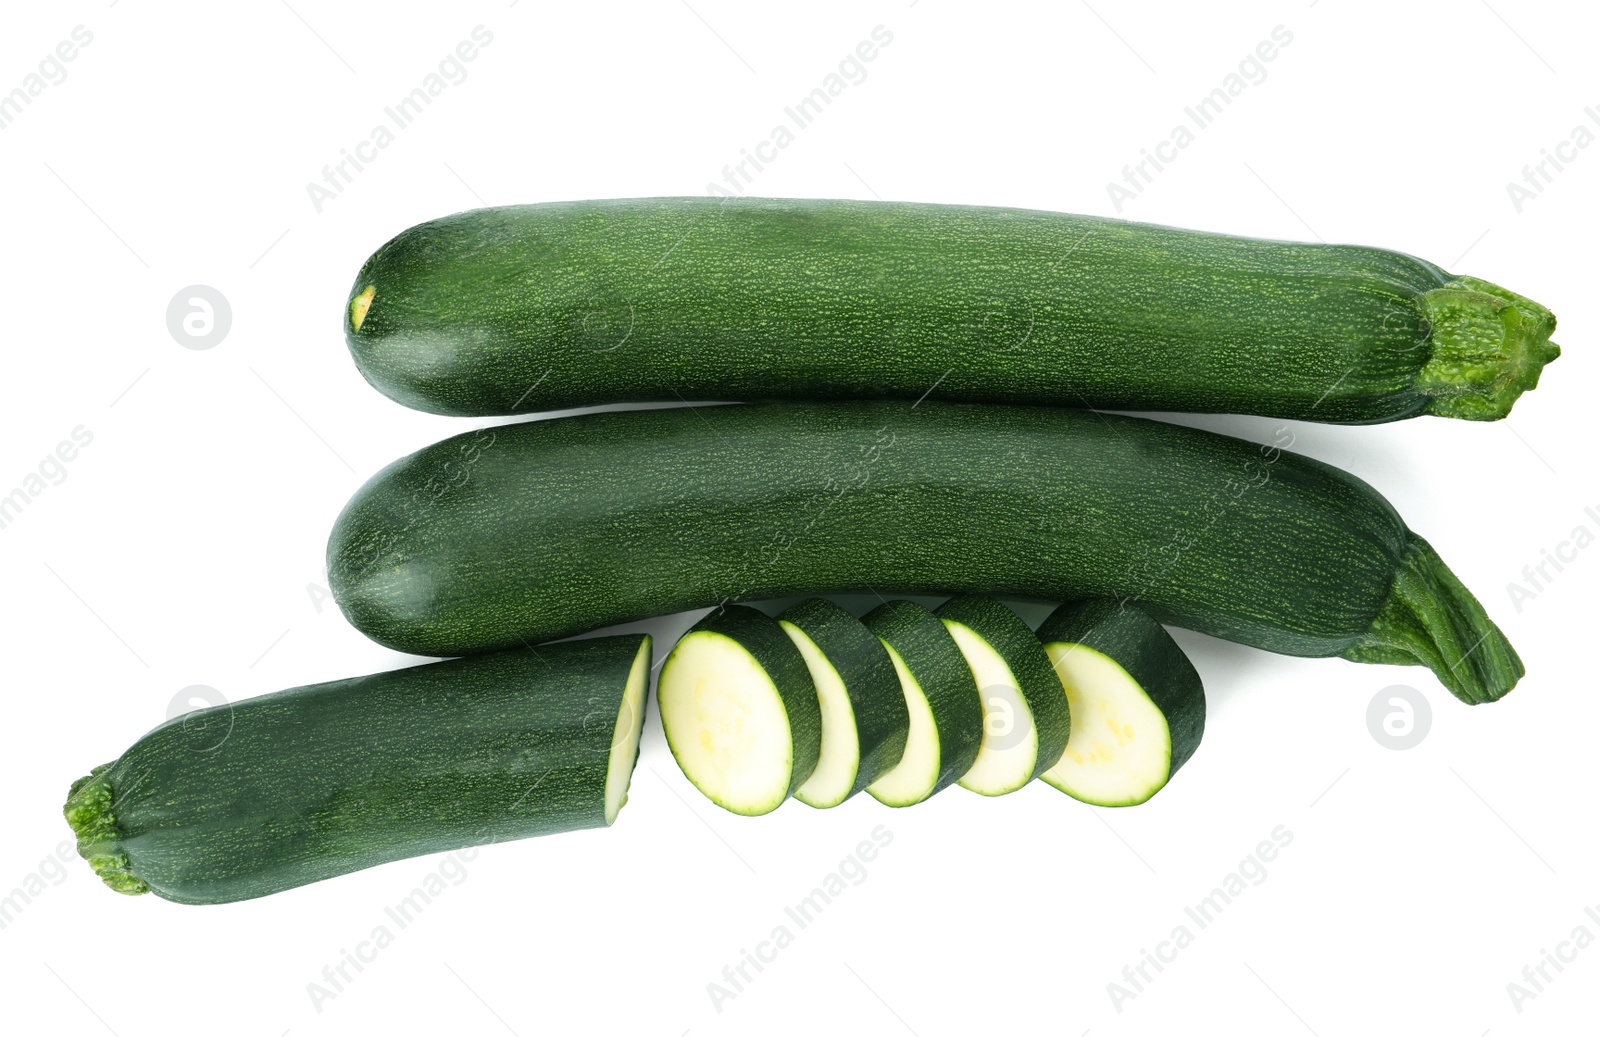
64;637;649;905
861;600;985;798
1036;599;1206;779
935;594;1071;784
344;198;1557;423
664;604;823;798
326;400;1521;704
779;597;909;800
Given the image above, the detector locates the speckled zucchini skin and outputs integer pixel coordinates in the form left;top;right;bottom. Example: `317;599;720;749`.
327;400;1522;704
344;198;1557;423
661;604;823;805
64;637;650;905
936;593;1072;786
862;600;985;801
1036;599;1206;784
779;597;909;803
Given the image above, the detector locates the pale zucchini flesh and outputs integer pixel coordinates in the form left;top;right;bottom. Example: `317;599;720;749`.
936;595;1072;796
1037;599;1206;807
1042;643;1174;807
943;621;1040;796
861;601;984;807
603;640;654;823
781;621;860;808
864;647;942;807
658;606;822;816
778;597;908;809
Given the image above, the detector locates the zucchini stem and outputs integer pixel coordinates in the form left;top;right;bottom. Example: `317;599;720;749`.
1343;536;1524;704
1417;277;1560;421
63;765;150;896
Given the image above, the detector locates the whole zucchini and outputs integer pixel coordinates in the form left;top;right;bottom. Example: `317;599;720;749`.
327;401;1521;705
64;637;651;904
343;198;1558;423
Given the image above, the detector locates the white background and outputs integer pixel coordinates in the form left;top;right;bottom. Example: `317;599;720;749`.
1;1;1595;1034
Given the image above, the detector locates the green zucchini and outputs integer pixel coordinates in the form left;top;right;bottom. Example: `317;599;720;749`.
343;198;1558;423
63;636;651;905
657;605;822;815
934;595;1071;796
861;601;985;807
327;400;1523;705
777;598;909;808
1036;600;1206;806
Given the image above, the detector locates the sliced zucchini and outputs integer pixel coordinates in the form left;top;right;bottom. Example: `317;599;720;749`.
658;605;822;815
935;594;1073;796
1037;599;1206;806
862;601;985;807
778;599;910;809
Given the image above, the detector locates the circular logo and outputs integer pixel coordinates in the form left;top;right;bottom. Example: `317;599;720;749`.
980;684;1032;752
1366;684;1432;750
166;285;232;350
166;684;233;752
574;287;635;354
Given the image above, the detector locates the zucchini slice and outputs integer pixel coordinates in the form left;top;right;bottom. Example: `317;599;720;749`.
63;636;652;905
1037;600;1206;807
862;601;985;807
778;598;909;809
658;605;822;816
935;595;1072;796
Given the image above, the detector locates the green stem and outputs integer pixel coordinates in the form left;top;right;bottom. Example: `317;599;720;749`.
1342;536;1524;704
63;765;149;896
1417;276;1560;421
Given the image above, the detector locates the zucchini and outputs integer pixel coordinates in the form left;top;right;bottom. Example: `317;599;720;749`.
934;594;1071;796
343;198;1558;423
657;605;822;815
63;636;651;905
327;400;1523;705
777;598;909;808
1036;600;1206;806
860;601;985;807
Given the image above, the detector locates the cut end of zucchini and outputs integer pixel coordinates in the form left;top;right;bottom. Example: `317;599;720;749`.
943;620;1040;796
349;284;377;333
1042;643;1173;807
602;637;654;824
658;631;798;816
781;621;861;809
1344;535;1524;704
63;765;150;897
1416;276;1559;421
